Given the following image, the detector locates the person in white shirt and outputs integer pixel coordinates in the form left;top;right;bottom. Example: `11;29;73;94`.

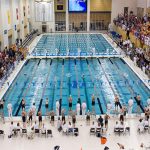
144;119;149;127
119;121;124;129
62;121;68;134
31;103;36;121
133;56;137;66
7;102;12;118
107;102;112;114
76;102;80;116
41;123;46;134
82;101;87;117
91;121;96;129
68;121;73;133
147;97;150;106
56;100;60;117
114;121;119;129
138;119;144;132
57;117;62;132
32;121;38;130
128;97;134;114
9;121;15;137
142;65;146;73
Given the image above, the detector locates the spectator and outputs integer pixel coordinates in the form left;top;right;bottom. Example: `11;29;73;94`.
82;101;87;117
98;115;103;126
128;97;134;114
76;101;80;116
7;102;12;118
56;100;60;117
57;117;62;132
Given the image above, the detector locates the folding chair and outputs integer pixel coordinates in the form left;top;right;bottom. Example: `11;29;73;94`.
119;128;124;136
73;128;79;136
144;126;150;133
35;129;40;136
21;129;27;137
47;129;52;137
90;128;95;135
114;128;120;135
41;129;47;138
124;127;130;135
96;128;101;137
0;130;4;138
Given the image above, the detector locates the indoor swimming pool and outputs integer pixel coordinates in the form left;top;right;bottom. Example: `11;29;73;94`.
32;34;118;56
3;58;150;116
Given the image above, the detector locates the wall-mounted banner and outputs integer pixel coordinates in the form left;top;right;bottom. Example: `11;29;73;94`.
15;25;17;31
16;8;19;20
23;6;26;17
7;11;11;24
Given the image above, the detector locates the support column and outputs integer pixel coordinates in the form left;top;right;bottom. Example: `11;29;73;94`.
10;0;19;44
87;0;90;32
147;0;150;7
29;0;34;31
19;0;25;40
47;0;55;32
26;0;30;34
66;0;69;32
0;0;9;49
52;0;55;32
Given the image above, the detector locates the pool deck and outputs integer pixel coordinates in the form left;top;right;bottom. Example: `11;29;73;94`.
0;115;150;150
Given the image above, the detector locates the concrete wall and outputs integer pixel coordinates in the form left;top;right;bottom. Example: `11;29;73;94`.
29;0;55;33
137;0;147;14
147;0;150;7
111;0;137;23
90;0;112;12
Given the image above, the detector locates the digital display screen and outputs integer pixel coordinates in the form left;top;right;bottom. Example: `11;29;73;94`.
69;0;87;12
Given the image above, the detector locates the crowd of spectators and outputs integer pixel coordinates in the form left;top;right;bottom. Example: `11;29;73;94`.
0;45;24;79
110;11;150;78
0;29;38;86
113;11;150;46
118;39;150;77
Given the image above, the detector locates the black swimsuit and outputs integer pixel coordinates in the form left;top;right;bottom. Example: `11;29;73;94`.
69;102;72;108
22;116;26;122
22;104;25;109
92;101;95;106
45;104;49;108
51;115;54;121
0;104;3;109
39;116;42;122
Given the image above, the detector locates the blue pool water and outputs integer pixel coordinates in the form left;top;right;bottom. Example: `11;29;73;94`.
3;58;150;116
32;34;118;56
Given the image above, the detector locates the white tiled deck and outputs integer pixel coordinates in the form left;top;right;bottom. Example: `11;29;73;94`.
0;116;150;150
